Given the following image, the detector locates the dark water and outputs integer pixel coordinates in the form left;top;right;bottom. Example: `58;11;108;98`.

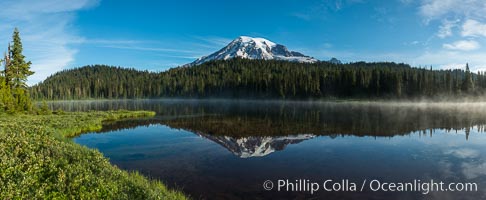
61;100;486;199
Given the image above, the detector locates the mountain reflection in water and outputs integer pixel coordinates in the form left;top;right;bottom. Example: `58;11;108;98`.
69;100;486;200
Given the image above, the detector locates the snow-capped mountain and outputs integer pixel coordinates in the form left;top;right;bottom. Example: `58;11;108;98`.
189;36;318;66
195;133;315;158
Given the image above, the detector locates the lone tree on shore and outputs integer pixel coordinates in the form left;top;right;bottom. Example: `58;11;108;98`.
0;28;34;112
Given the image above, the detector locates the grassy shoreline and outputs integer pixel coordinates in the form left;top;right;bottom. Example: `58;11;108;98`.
0;110;188;199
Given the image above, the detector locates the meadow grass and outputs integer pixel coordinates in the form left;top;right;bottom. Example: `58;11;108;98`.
0;110;188;199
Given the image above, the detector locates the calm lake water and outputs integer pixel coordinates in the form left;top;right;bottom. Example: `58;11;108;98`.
56;100;486;199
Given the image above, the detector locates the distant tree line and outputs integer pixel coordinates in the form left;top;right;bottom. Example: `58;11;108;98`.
30;59;485;100
0;28;35;113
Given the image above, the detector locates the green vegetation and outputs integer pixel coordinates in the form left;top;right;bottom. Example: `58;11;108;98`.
0;110;188;199
0;28;35;113
0;28;188;199
31;59;486;100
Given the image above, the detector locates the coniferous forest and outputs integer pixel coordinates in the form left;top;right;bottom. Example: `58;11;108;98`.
31;59;484;100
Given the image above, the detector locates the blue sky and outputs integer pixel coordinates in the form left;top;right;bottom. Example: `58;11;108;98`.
1;0;486;84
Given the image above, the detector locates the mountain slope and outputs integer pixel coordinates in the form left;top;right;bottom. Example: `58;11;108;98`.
189;36;318;65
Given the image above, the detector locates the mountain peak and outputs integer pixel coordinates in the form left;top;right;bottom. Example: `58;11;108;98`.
189;36;318;66
236;36;276;47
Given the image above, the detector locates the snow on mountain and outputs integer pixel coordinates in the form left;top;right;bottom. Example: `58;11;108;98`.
195;133;315;158
189;36;318;66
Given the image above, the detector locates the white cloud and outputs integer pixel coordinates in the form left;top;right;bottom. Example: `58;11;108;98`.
445;148;480;159
419;0;486;22
2;0;98;17
90;36;229;61
443;40;480;51
100;45;199;54
462;162;486;179
299;0;486;73
462;19;486;37
437;19;460;38
419;0;457;21
0;0;99;85
412;50;486;72
414;0;486;71
191;36;232;47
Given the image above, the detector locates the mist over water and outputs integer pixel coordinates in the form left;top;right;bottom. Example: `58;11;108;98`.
65;100;486;199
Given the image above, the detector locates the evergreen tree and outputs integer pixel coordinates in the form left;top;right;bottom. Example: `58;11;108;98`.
7;28;34;111
8;28;33;88
462;63;474;93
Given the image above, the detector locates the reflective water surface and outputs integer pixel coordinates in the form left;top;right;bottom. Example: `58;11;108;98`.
59;100;486;199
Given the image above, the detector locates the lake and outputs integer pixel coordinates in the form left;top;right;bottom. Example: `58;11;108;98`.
55;100;486;199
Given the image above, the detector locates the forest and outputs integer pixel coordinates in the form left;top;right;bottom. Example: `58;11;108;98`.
30;59;483;100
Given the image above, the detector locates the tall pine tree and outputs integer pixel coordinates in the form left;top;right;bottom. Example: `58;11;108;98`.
6;28;34;111
462;63;474;93
7;28;33;89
